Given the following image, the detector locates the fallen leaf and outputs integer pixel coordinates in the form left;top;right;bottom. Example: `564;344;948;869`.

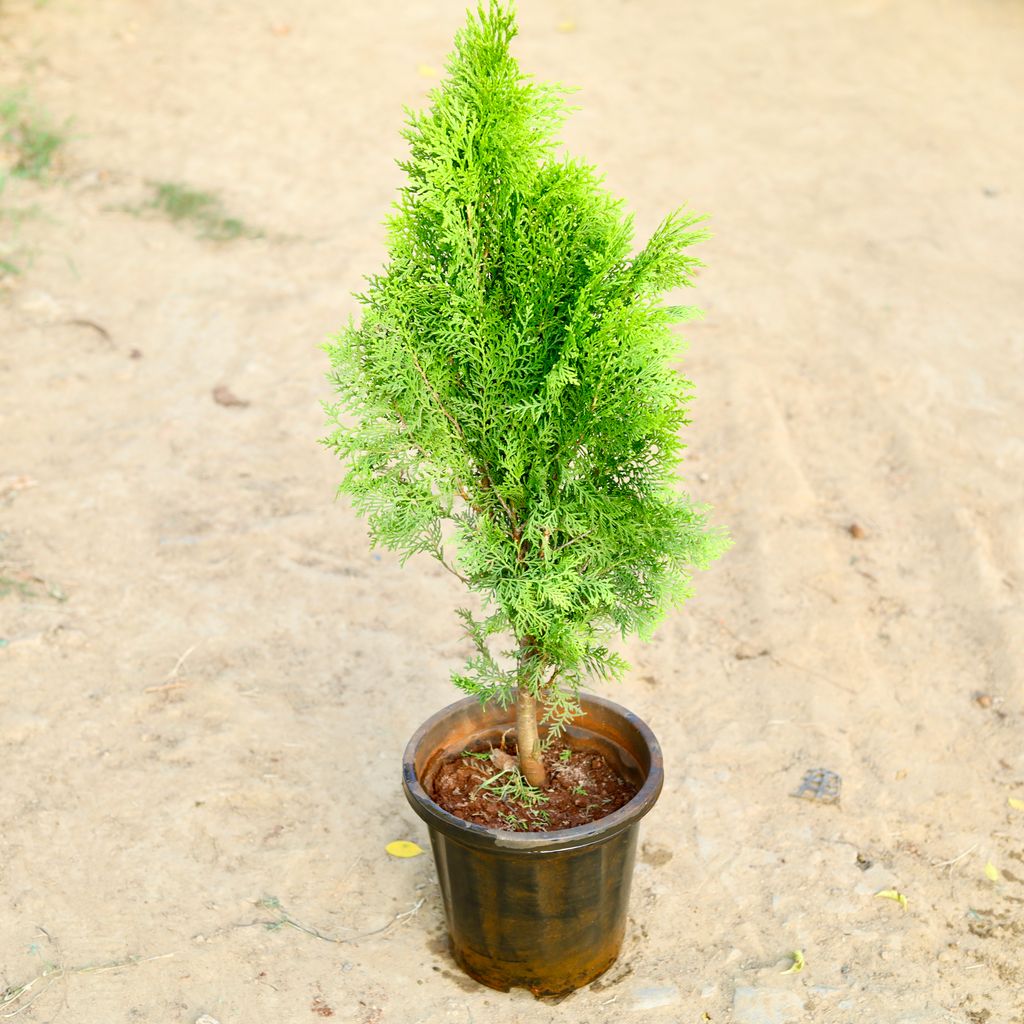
212;385;249;408
386;840;424;858
780;949;805;974
875;889;908;910
489;748;517;772
984;862;1000;882
1008;797;1024;811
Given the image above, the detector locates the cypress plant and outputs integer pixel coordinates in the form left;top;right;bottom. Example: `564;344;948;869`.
323;2;728;791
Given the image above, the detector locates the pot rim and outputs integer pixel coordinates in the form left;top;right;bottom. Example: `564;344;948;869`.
402;691;664;852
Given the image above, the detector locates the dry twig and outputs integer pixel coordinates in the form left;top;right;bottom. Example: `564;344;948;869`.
246;895;425;946
1;938;174;1020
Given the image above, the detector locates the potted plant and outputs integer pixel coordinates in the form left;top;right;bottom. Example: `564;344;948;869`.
323;1;728;997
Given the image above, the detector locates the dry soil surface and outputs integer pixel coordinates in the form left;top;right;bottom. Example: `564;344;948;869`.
2;1;1023;1022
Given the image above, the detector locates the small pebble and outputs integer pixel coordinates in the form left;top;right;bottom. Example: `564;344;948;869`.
848;523;866;539
629;983;679;1010
212;385;250;408
732;986;804;1024
854;863;899;896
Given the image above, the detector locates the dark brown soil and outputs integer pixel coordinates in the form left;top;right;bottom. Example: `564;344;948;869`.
430;739;639;832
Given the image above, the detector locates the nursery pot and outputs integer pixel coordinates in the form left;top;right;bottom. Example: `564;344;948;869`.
402;692;664;997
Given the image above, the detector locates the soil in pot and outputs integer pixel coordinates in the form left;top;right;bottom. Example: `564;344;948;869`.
431;738;638;832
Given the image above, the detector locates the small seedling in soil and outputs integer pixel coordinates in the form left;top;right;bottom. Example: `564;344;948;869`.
323;1;728;828
558;749;572;763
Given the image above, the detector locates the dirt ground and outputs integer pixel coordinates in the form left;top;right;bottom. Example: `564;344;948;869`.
2;0;1023;1021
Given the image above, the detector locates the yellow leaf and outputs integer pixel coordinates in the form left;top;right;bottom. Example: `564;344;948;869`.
385;840;424;858
556;19;576;33
1008;797;1024;811
875;889;908;910
416;64;437;78
780;949;805;974
984;862;1000;882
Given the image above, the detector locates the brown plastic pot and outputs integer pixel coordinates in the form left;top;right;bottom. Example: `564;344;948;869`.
402;691;664;997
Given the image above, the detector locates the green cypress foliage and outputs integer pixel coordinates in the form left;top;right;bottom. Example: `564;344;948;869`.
323;2;729;731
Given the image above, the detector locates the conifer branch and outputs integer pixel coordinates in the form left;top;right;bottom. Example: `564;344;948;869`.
408;349;467;442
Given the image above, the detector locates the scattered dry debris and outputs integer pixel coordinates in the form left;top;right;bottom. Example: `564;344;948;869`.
0;475;37;504
144;643;199;693
734;644;771;661
311;994;335;1017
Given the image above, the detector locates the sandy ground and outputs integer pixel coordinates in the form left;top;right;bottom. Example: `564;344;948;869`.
2;0;1023;1021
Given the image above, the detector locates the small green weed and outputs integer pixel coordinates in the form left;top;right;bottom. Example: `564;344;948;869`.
0;574;34;598
0;255;21;279
0;572;64;601
0;197;42;281
0;91;67;181
133;180;261;241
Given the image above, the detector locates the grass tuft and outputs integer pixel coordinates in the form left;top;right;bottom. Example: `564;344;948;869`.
0;90;68;181
134;180;262;241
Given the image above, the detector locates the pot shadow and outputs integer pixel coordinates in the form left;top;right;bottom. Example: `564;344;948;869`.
424;933;582;1005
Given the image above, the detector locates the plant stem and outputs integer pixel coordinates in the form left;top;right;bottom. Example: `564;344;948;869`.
515;688;548;789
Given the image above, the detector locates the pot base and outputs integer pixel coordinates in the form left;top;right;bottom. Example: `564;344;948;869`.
451;932;622;997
